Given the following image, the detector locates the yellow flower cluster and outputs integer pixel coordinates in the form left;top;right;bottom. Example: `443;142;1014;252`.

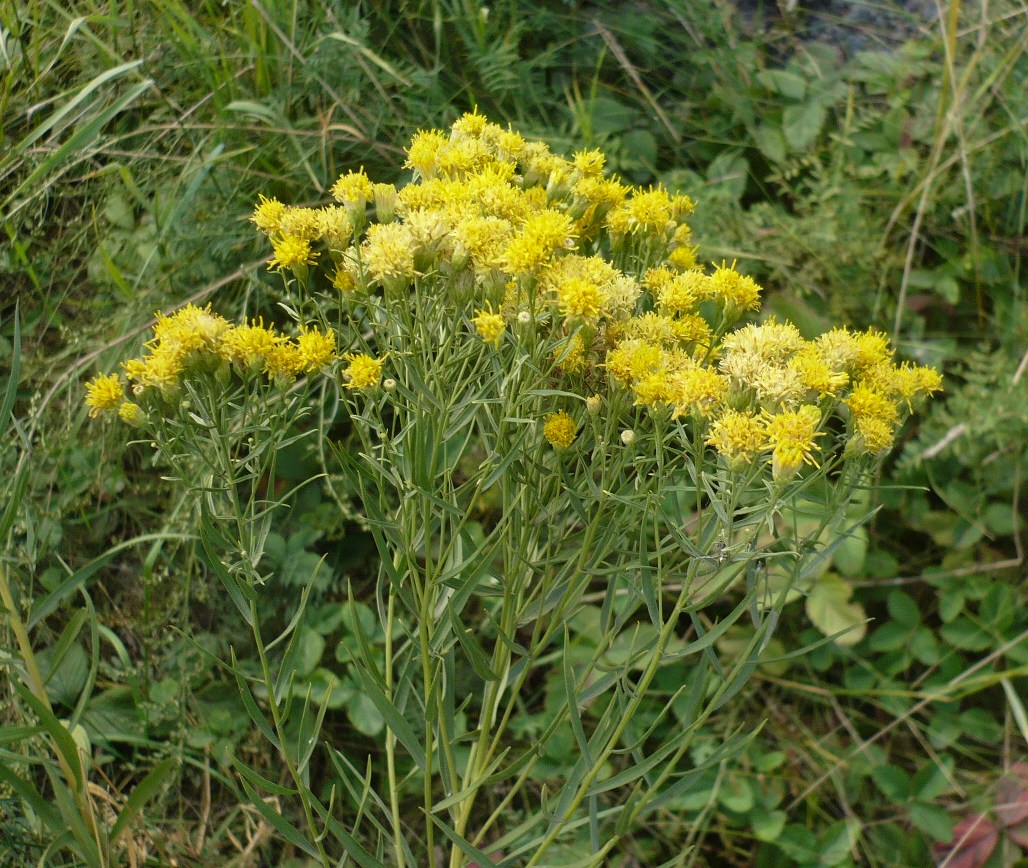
244;113;940;466
251;192;355;273
86;303;338;421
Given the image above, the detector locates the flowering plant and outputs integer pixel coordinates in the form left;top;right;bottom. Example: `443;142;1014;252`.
87;112;939;866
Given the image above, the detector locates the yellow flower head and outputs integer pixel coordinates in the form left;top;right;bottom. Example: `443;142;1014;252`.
342;353;385;391
605;339;664;385
405;129;450;179
814;327;860;373
330;169;374;207
668;245;698;271
251;194;287;236
763;405;824;480
788;346;849;398
471;306;505;348
451;109;489;138
845;383;899;428
269;235;317;271
361;223;416;288
504;210;575;273
295;327;338;372
574;176;630;210
670;194;696;219
543;410;578;449
852;328;893;371
123;345;184;393
632;372;673;407
554;276;604;323
707;410;765;467
669;367;728;419
151;303;229;358
85;373;124;418
709;261;762;316
853;415;896;454
891;362;943;408
615;185;674;236
220;320;283;370
553;333;588;373
265;343;304;379
278;207;321;241
316;206;354;250
720;319;804;363
453;216;513;270
117;401;145;426
572;149;605;177
646;267;705;314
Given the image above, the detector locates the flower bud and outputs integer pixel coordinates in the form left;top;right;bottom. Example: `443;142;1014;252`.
621;429;636;446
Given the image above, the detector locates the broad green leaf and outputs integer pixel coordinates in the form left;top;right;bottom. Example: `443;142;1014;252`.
909;801;953;843
887;590;921;627
871;765;911;802
757;68;808;99
817;818;861;866
718;774;754;814
782;101;826;149
806;574;867;646
832;526;867;577
346;692;385;737
752;809;787;842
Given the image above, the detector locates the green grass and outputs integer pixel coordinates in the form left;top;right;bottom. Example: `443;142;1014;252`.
1;0;1026;864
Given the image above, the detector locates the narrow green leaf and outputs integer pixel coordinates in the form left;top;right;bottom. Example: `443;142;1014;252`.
0;760;63;828
450;607;498;682
353;667;425;770
14;683;84;790
237;775;322;858
110;757;177;844
231;755;298;797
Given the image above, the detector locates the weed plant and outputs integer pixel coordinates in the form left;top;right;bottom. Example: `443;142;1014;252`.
0;0;1024;865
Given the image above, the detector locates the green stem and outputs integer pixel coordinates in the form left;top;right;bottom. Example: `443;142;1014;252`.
384;584;407;868
0;566;107;866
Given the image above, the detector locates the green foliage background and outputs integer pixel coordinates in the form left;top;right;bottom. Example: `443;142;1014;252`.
1;0;1025;865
